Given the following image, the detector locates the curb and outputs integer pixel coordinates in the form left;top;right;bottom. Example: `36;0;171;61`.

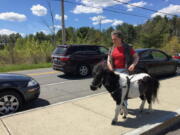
142;115;180;135
124;109;180;135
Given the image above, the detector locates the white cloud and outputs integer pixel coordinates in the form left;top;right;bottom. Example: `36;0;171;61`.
91;16;105;22
73;5;103;14
54;25;61;29
101;19;113;24
55;14;68;20
151;4;180;18
39;30;49;35
0;29;24;36
31;4;47;16
91;16;106;25
49;25;61;33
73;0;131;14
0;12;26;22
127;1;147;11
81;0;130;8
112;19;123;26
0;29;17;35
90;15;123;26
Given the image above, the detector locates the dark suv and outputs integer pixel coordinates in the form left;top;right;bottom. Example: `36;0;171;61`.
51;45;108;76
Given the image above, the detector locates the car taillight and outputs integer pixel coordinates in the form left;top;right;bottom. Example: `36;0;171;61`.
59;56;70;61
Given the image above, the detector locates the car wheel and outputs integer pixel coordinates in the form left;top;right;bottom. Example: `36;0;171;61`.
0;91;23;116
77;64;90;77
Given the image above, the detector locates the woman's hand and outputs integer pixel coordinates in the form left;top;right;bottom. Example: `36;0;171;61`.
128;64;135;71
128;53;139;72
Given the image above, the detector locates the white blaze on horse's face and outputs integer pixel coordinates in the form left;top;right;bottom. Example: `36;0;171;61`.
90;72;103;91
90;64;105;91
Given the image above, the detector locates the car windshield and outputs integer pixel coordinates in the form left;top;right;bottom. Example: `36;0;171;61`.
53;46;68;55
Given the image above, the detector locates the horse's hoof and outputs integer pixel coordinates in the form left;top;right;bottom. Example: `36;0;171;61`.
146;111;152;114
123;116;127;119
111;120;117;125
139;110;143;113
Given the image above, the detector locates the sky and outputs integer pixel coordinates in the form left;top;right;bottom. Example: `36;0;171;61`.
0;0;180;36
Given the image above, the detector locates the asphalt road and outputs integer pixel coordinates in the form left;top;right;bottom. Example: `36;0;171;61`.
12;68;106;111
12;67;180;112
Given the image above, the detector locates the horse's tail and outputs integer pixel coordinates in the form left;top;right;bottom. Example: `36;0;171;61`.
150;77;160;102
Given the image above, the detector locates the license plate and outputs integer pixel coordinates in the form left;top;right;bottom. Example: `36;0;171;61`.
53;59;61;64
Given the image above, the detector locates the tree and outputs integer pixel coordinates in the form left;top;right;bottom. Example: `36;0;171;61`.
116;23;137;44
34;32;48;43
163;36;180;55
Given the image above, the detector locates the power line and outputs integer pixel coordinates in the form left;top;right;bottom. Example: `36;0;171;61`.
160;0;178;5
64;0;149;19
53;0;179;17
104;7;149;18
113;0;178;17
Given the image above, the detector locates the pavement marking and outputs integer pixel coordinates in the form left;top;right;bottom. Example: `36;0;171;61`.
1;119;11;135
124;109;180;135
27;71;58;76
41;81;75;86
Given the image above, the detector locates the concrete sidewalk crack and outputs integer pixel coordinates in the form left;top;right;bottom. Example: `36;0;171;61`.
1;119;12;135
72;102;111;120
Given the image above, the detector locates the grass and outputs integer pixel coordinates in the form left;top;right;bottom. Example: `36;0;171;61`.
0;63;52;72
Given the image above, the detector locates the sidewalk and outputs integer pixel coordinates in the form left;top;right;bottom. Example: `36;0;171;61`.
0;76;180;135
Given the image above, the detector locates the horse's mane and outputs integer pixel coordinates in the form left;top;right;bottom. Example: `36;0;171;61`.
97;60;109;70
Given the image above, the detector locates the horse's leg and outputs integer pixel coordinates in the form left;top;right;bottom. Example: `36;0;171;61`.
147;98;153;113
122;105;128;119
112;105;121;125
148;102;153;112
139;100;146;112
120;102;126;115
139;95;146;112
120;105;124;115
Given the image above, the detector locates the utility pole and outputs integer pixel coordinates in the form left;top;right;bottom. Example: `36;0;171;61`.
61;0;66;45
98;16;103;32
99;18;102;32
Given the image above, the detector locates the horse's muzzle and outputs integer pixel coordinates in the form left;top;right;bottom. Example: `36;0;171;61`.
90;85;97;91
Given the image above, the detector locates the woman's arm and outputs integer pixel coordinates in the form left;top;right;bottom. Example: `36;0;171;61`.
107;55;114;71
128;53;139;71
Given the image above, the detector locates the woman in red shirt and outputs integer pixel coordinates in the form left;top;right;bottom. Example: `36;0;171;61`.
107;30;139;73
107;30;139;109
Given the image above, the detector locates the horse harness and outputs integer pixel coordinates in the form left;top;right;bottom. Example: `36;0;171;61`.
125;76;131;99
110;75;135;99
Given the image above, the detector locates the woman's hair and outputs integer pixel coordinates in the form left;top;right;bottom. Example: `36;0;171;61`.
111;30;124;42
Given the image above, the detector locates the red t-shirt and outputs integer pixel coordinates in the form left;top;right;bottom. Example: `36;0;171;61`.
112;46;135;69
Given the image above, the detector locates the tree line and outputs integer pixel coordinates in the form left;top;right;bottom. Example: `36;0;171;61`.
0;15;180;65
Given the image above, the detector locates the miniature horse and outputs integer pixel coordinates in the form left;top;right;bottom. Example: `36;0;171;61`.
90;62;159;125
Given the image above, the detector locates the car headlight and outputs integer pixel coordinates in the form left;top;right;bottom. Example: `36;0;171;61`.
27;79;38;87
